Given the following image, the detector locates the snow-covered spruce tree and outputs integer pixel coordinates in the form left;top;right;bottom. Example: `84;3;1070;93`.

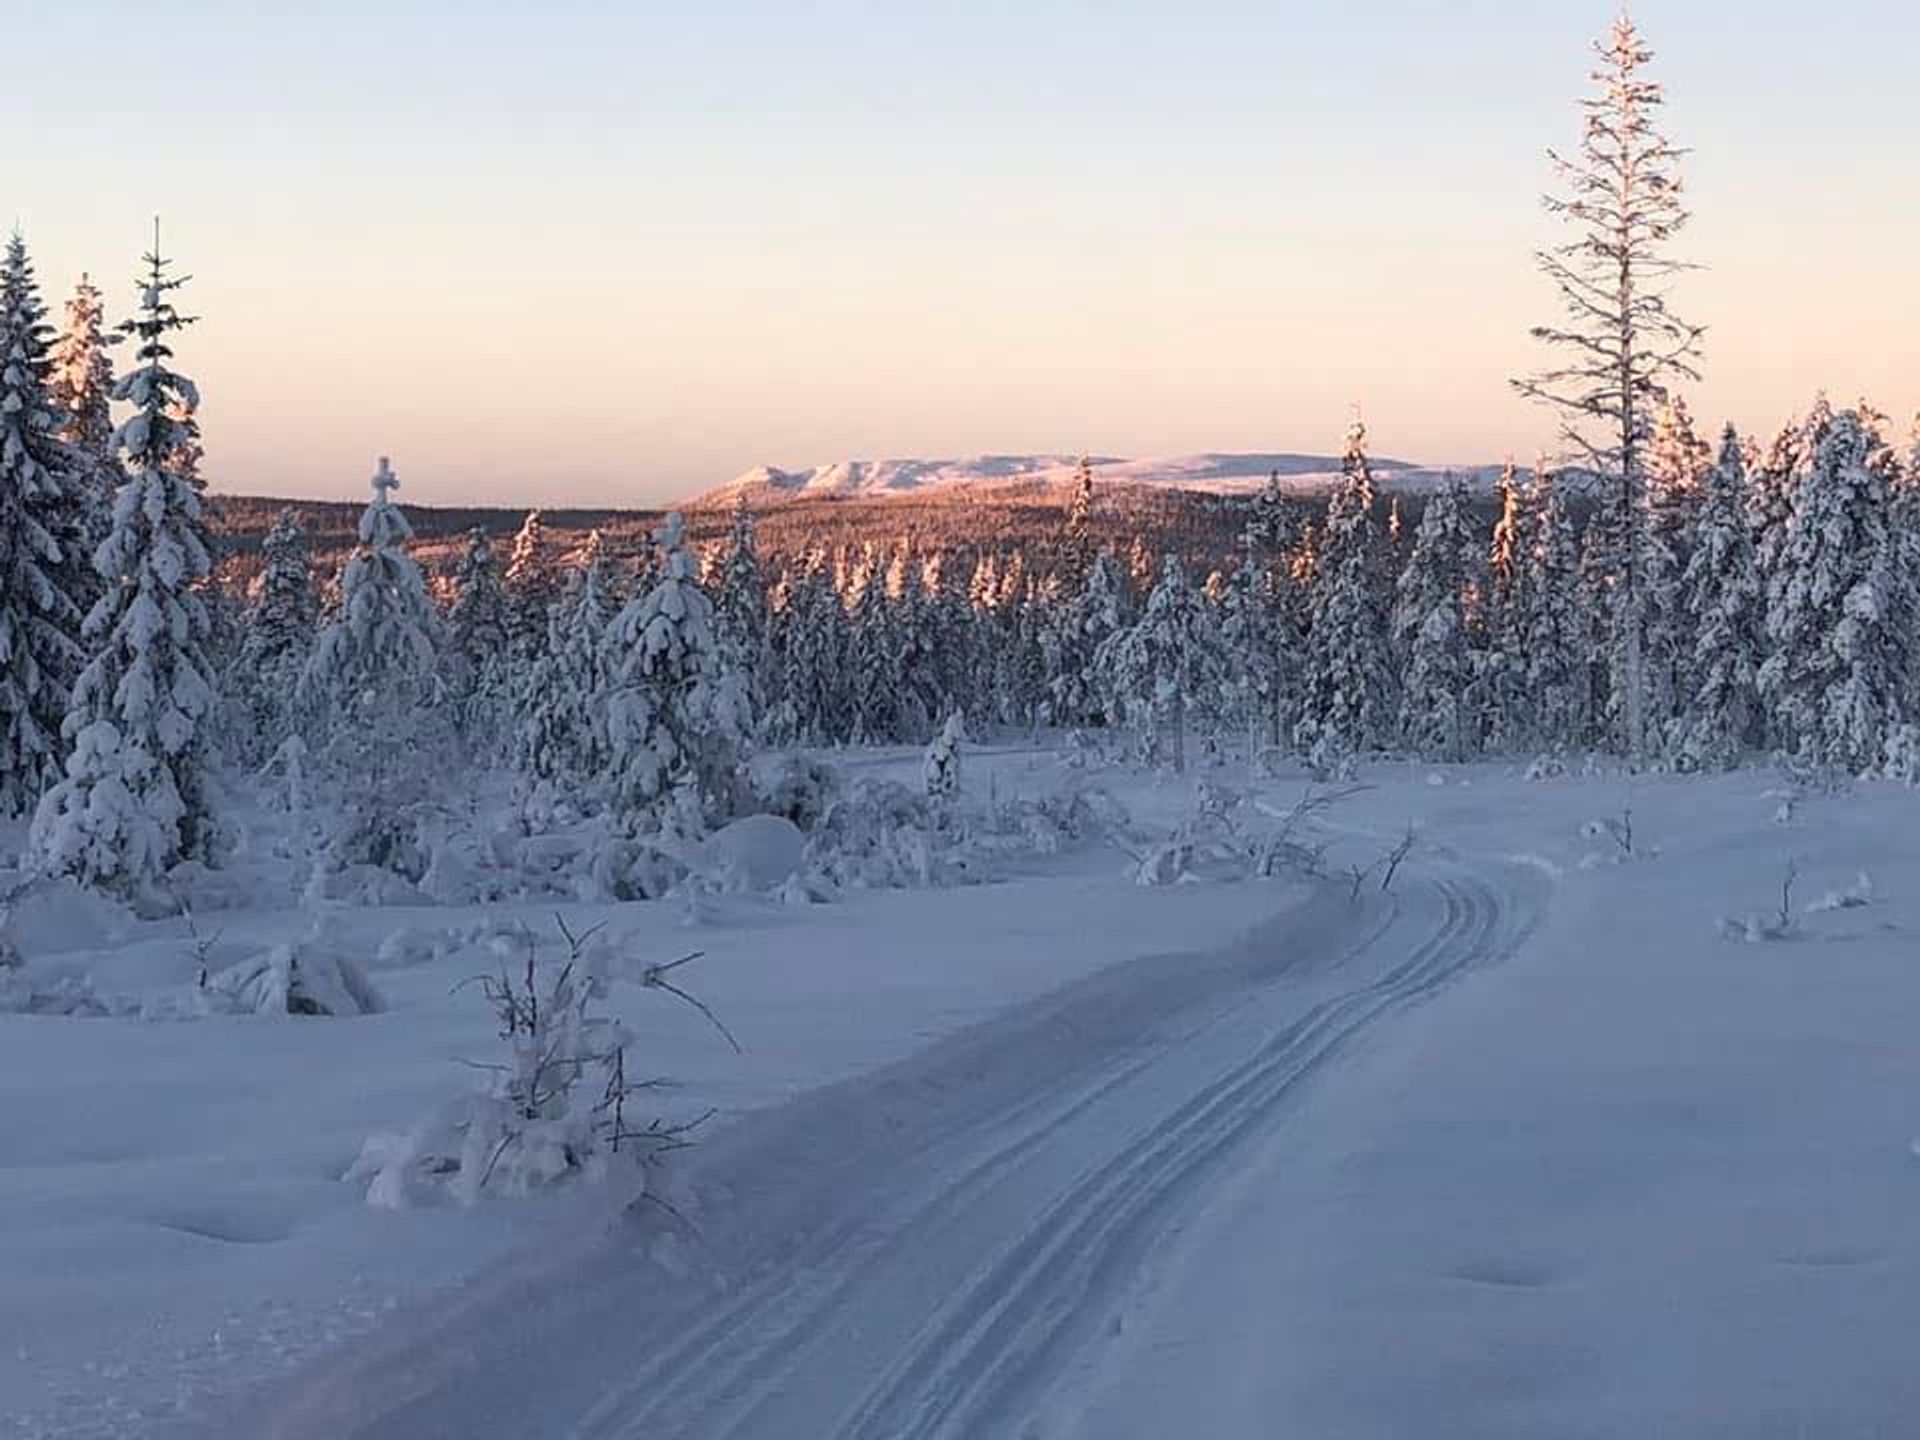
847;570;912;743
773;554;850;744
1758;411;1908;772
304;459;441;726
30;238;217;893
0;234;88;815
1064;455;1097;580
299;458;446;876
924;709;964;801
1640;393;1711;742
1046;547;1130;730
1518;462;1591;752
606;513;748;837
712;495;770;743
1754;399;1833;749
1514;12;1703;761
1392;476;1476;760
1219;524;1285;765
245;508;318;669
1670;424;1764;769
1476;460;1531;751
1647;393;1710;557
514;529;619;793
446;525;513;734
238;507;319;751
46;272;121;595
504;508;559;657
1302;420;1395;755
1096;553;1225;772
893;560;947;738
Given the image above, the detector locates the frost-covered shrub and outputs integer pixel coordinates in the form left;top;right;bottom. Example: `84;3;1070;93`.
755;755;840;831
1524;751;1570;782
349;923;722;1208
802;778;985;891
207;940;384;1017
924;712;965;800
321;797;433;885
1883;725;1920;786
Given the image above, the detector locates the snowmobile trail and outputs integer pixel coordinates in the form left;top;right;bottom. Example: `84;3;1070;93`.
209;859;1544;1440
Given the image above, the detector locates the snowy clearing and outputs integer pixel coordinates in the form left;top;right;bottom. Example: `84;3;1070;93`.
10;751;1917;1438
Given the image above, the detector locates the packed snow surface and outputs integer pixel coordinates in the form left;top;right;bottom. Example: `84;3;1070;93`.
5;749;1920;1439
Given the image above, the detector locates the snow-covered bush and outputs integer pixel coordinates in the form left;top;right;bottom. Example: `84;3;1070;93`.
1883;725;1920;786
206;939;384;1017
349;922;724;1208
754;754;839;831
801;778;985;892
692;814;805;893
924;711;965;800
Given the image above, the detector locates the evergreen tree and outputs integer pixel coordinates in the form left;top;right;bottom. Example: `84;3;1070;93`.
1640;394;1711;738
773;554;848;744
1303;420;1395;754
447;525;512;730
1048;547;1131;729
1754;399;1833;748
302;458;442;741
46;272;120;580
1517;462;1591;752
1064;455;1096;579
30;237;217;893
606;513;748;835
0;234;86;815
1671;425;1764;769
1515;13;1703;759
848;571;911;742
1478;461;1531;750
713;495;771;741
923;710;965;801
1096;553;1224;772
238;507;318;750
1393;476;1476;759
1219;524;1284;764
245;508;318;670
505;508;559;655
514;529;619;789
1759;411;1908;771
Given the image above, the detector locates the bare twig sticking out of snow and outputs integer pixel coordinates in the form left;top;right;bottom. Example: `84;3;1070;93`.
181;907;223;992
641;950;742;1055
1342;824;1418;903
1378;825;1417;894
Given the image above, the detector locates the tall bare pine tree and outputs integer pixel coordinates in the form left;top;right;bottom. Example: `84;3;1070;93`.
1515;13;1703;760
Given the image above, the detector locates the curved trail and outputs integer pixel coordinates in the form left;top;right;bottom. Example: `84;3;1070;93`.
216;859;1544;1440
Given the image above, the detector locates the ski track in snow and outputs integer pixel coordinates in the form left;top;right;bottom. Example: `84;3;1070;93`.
206;858;1544;1440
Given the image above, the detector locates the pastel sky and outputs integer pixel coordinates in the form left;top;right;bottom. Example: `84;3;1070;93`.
10;1;1916;505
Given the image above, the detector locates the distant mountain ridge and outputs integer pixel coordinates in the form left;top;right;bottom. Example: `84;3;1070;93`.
690;452;1505;506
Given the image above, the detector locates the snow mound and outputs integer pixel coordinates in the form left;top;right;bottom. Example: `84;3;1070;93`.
5;877;133;955
696;815;806;892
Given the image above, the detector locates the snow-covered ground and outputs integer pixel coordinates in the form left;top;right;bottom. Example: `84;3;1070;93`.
5;746;1919;1438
